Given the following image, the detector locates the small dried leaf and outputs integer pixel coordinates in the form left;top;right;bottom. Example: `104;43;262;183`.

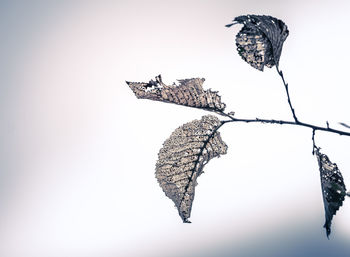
316;148;347;238
156;115;227;222
226;15;289;71
126;75;226;112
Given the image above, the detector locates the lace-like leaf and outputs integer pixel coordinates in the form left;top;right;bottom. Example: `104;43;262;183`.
156;115;227;223
316;149;347;238
226;15;289;71
126;75;226;112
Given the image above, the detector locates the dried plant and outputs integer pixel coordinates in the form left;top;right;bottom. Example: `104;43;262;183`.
126;14;350;238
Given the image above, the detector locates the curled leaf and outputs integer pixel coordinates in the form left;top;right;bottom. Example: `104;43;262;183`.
226;15;289;71
126;75;226;112
156;115;227;222
316;148;347;238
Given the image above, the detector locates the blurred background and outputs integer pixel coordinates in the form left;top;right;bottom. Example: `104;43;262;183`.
1;0;350;256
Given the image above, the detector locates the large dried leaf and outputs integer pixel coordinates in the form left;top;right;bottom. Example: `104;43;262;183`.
126;75;226;112
156;115;227;222
316;149;347;238
226;15;289;71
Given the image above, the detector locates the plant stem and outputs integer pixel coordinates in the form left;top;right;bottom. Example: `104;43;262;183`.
215;62;350;144
276;66;299;123
218;112;350;137
312;129;317;155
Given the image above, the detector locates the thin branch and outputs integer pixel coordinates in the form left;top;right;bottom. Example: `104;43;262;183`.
276;66;299;123
312;129;317;155
339;122;350;129
216;66;350;139
219;111;350;137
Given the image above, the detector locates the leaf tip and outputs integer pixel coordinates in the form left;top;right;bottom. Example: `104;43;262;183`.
324;223;331;239
225;22;236;28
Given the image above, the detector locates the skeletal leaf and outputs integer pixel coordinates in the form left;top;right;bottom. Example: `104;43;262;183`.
126;75;226;112
226;15;289;71
156;115;227;223
316;148;347;238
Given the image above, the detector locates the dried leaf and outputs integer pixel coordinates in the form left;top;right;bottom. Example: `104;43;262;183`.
316;148;347;238
226;15;289;71
156;115;227;222
126;75;226;112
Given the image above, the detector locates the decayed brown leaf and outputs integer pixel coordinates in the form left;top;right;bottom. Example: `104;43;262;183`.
316;148;347;238
156;115;227;223
126;75;226;112
226;15;289;71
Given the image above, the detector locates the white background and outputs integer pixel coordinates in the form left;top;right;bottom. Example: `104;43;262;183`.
1;0;350;256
